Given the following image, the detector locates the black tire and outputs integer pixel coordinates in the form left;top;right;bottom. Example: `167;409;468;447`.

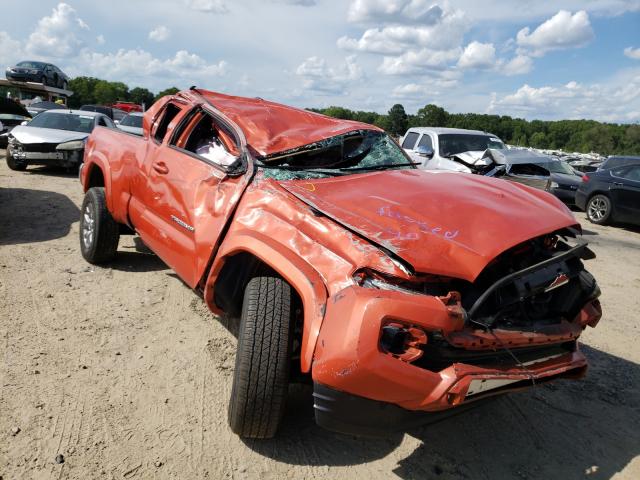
586;194;612;225
6;151;27;171
79;187;120;263
228;275;294;438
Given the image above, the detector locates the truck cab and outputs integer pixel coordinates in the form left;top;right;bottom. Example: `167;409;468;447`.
400;127;506;172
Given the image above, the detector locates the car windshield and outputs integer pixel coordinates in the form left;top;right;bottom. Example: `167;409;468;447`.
535;160;575;175
259;130;416;180
439;134;505;156
26;112;96;133
17;61;45;69
120;114;142;128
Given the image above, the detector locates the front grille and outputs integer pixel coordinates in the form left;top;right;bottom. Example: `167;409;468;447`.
414;340;575;372
22;143;59;153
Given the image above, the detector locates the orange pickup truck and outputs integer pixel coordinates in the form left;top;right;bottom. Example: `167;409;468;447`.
79;88;602;438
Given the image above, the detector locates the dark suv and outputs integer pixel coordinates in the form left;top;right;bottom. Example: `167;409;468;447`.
576;162;640;226
5;61;69;89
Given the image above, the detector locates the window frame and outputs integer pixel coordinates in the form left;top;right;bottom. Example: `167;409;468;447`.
401;131;420;149
151;102;183;145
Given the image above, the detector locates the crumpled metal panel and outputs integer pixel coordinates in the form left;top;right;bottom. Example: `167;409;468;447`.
279;169;578;282
199;90;381;158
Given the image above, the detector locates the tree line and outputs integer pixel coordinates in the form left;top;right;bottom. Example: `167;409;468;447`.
308;104;640;156
67;77;179;110
64;77;638;156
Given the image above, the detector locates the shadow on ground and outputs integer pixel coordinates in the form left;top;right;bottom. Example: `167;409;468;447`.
25;165;78;178
0;187;80;245
110;237;168;272
243;345;639;479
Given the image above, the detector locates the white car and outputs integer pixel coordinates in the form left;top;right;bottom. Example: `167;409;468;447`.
400;127;506;172
117;112;143;136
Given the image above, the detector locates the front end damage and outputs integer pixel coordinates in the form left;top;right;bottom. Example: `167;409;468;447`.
311;228;601;435
8;136;85;168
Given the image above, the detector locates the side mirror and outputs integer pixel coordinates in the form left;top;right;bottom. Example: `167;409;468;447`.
415;145;434;158
20;121;28;126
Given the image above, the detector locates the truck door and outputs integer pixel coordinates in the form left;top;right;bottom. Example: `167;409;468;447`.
130;104;248;288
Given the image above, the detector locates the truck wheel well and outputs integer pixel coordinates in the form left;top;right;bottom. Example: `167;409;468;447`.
86;166;105;189
213;252;305;379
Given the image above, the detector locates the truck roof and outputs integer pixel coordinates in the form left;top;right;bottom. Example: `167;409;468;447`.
195;90;380;158
406;127;499;136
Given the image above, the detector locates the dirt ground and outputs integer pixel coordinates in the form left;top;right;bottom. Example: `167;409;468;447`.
0;151;639;480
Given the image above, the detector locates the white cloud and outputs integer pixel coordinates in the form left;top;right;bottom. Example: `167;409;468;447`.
624;46;640;60
391;73;461;98
457;41;496;69
186;0;229;14
516;10;594;57
26;2;90;58
149;25;170;42
379;48;462;74
96;34;105;45
489;69;640;122
296;55;363;94
502;55;533;75
274;0;317;5
339;9;468;55
347;0;444;24
77;49;227;80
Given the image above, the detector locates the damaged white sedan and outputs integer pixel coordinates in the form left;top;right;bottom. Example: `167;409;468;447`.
6;109;115;171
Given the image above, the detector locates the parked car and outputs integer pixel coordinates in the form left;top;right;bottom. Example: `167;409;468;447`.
522;155;583;205
6;109;114;171
116;112;143;136
576;163;640;226
400;127;506;171
598;155;640;171
5;61;69;89
112;101;143;113
79;89;601;439
26;100;67;116
79;105;128;122
0;97;31;147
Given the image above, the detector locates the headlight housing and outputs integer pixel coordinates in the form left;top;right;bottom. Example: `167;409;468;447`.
56;139;86;151
550;181;559;189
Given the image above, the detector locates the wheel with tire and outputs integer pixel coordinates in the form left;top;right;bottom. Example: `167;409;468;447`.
6;151;27;171
586;194;612;225
228;274;294;438
79;187;120;263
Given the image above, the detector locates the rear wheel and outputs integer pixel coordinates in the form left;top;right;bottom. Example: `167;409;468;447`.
6;151;27;171
79;187;120;263
586;194;612;225
228;274;294;438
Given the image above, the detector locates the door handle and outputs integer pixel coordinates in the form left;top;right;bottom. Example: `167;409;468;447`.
152;161;169;175
613;182;624;186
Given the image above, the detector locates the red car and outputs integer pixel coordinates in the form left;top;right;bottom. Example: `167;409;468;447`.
111;101;142;113
79;89;602;438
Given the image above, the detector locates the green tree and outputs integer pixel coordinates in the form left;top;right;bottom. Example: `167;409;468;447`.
387;104;408;136
129;87;155;109
155;87;180;101
530;131;548;149
415;104;448;127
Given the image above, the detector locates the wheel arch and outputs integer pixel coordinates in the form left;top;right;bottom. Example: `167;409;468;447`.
204;231;328;373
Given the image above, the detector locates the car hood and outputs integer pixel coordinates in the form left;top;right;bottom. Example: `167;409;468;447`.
9;126;89;144
278;169;577;281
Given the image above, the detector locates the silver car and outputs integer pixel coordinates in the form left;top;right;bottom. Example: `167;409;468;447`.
6;109;114;171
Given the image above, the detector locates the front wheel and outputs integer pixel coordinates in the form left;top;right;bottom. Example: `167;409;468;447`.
6;151;27;171
79;187;120;263
586;194;612;225
228;275;294;438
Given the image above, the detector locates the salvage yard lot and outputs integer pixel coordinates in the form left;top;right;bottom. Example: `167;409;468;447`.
0;150;639;480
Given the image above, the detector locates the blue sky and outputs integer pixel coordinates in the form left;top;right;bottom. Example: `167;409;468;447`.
1;0;639;122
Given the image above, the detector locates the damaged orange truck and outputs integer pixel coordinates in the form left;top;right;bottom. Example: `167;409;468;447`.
79;89;602;438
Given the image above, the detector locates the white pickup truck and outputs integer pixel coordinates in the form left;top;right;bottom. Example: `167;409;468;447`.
400;127;506;172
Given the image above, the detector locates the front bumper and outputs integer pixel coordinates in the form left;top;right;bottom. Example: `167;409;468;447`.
9;144;84;167
312;286;591;417
6;72;41;83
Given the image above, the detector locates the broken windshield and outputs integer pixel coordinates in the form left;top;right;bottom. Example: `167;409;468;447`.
259;130;416;180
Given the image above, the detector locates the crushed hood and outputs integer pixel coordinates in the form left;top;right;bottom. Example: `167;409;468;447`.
278;169;577;282
9;126;88;145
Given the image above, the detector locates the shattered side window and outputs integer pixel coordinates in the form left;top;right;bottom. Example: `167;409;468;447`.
260;130;414;180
